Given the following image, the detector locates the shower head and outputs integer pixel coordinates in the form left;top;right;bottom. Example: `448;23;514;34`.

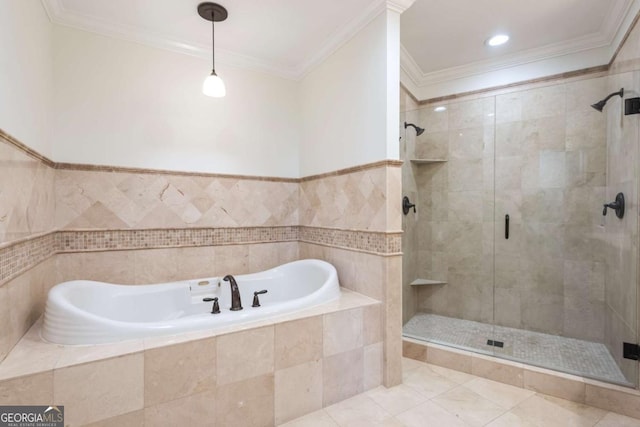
404;122;425;136
591;88;624;112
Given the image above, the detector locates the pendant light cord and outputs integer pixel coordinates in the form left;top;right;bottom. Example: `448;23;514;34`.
211;13;215;73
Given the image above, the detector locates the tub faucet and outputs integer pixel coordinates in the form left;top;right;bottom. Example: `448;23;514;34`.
223;275;243;311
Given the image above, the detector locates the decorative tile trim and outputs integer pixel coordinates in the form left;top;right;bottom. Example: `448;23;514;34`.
299;226;402;255
300;160;403;182
0;226;402;285
0;129;55;168
2;127;400;184
418;65;609;106
54;162;299;183
0;232;57;284
56;227;299;252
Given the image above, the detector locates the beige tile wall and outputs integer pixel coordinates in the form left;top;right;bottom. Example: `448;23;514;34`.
0;258;56;362
55;169;299;229
298;163;404;388
299;164;402;232
55;242;299;285
0;305;383;426
0;135;55;245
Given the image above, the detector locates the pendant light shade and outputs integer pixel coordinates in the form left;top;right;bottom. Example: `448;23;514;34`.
198;2;228;98
203;71;226;97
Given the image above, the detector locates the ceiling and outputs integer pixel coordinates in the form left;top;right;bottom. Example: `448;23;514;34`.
42;0;639;92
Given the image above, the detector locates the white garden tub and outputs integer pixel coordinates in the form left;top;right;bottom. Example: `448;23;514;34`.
42;259;340;345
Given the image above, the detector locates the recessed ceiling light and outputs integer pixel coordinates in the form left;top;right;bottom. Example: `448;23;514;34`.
434;106;447;112
486;34;509;47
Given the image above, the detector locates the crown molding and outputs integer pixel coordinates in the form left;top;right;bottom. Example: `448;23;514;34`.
41;0;301;79
386;0;417;14
401;0;640;100
293;0;388;79
41;0;407;81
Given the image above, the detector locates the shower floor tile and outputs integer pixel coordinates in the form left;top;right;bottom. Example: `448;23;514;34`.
403;313;629;385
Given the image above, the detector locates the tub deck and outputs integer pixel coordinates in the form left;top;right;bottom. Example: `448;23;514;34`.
0;288;377;381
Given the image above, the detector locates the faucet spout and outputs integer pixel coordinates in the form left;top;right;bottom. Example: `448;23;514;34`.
223;275;243;311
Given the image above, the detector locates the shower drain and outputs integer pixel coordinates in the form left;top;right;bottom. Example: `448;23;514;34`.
486;339;504;348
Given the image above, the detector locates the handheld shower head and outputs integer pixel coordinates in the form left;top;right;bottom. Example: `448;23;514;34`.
404;122;425;136
591;88;624;112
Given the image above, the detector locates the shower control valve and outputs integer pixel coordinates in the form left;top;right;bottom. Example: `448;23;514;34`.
603;192;625;219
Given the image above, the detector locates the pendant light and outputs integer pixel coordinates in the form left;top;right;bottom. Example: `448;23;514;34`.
198;2;228;97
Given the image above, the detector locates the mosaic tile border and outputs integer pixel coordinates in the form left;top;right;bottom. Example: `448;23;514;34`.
56;227;299;252
0;227;402;284
0;232;57;285
299;226;402;255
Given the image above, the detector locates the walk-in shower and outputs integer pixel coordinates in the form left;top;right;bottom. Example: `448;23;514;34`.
400;76;639;388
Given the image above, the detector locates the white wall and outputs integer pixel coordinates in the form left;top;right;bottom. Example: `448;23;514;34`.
0;1;53;157
52;26;300;178
299;11;400;176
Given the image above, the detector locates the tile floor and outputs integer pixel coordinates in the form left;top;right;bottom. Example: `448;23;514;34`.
280;358;640;427
403;313;629;385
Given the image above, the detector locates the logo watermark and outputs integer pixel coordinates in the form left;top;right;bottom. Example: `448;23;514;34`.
0;406;64;427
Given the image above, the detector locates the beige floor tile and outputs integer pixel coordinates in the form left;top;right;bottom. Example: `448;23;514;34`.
595;412;640;427
402;365;462;399
401;357;424;373
510;394;607;427
432;386;507;427
278;409;339;427
394;401;469;427
324;394;392;427
85;410;145;427
365;384;429;415
484;411;539;427
463;377;535;409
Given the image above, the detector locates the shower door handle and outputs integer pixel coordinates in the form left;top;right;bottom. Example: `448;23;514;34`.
505;214;509;239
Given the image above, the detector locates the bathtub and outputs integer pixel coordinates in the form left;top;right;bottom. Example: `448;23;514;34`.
42;259;340;345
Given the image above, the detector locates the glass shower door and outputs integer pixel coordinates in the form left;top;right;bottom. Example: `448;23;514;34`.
492;77;637;386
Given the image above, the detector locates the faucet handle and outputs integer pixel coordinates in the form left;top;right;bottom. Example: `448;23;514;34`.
252;290;268;307
203;297;220;314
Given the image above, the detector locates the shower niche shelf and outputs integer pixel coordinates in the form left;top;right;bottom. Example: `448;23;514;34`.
410;279;447;286
410;159;448;164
